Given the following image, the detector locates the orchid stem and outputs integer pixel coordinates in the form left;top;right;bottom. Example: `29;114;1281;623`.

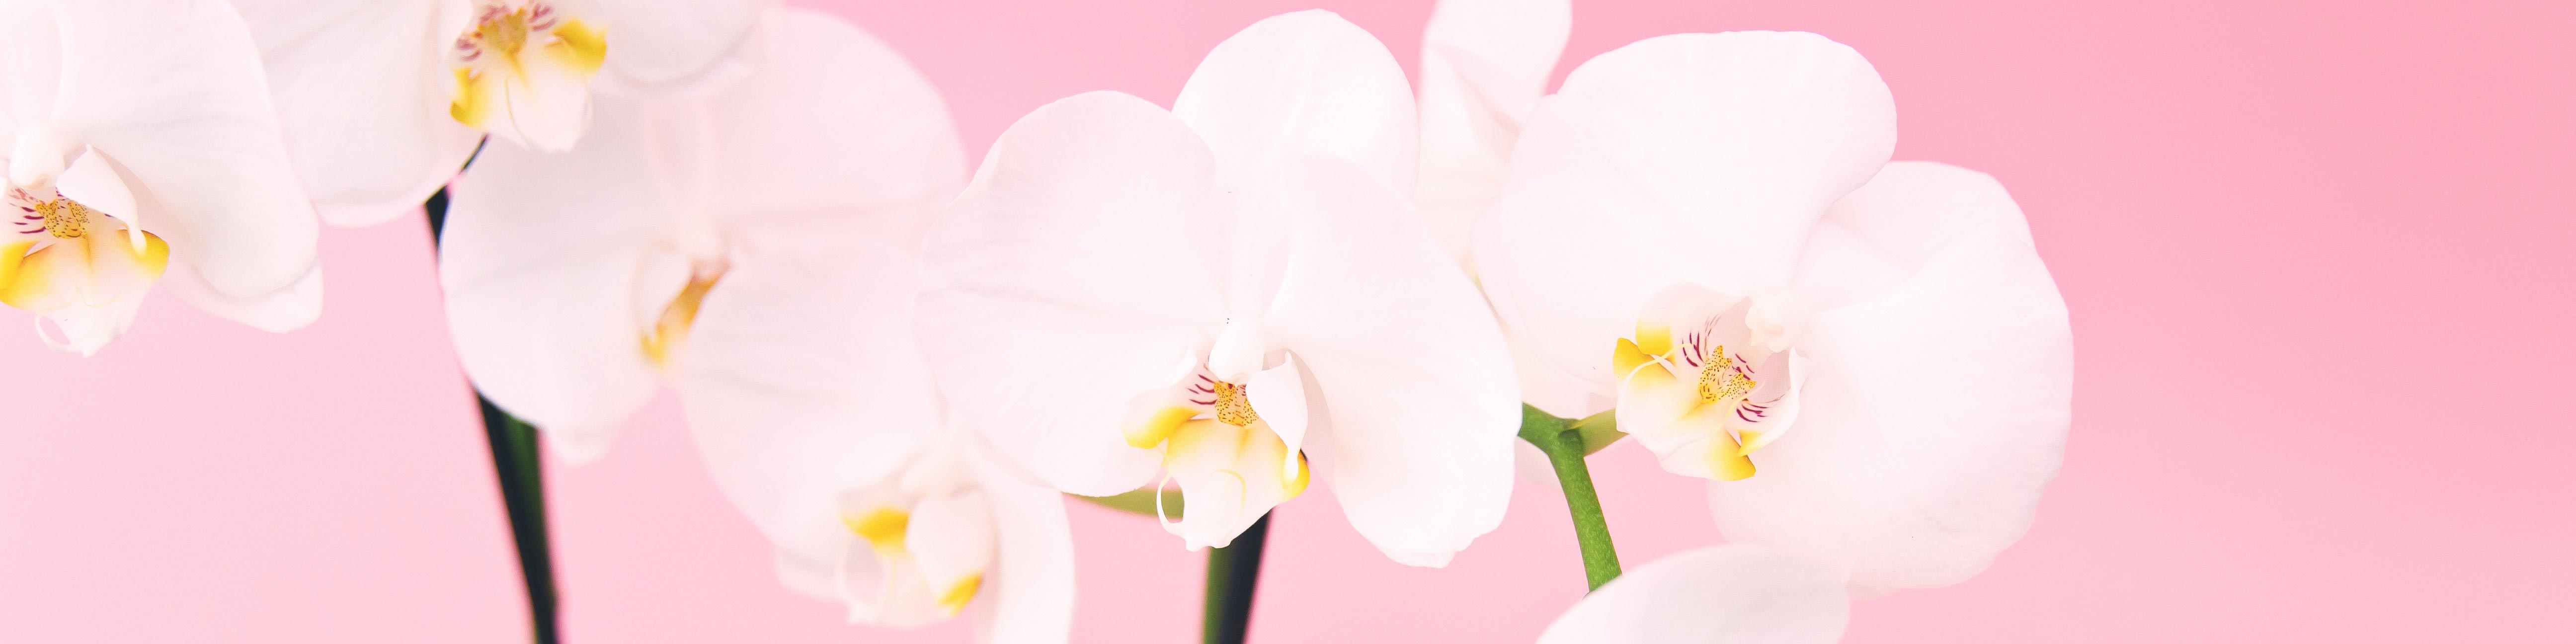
429;184;563;644
1202;512;1272;644
1519;404;1622;590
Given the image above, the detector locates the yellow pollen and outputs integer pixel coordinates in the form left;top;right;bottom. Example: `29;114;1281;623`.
1212;381;1260;427
1698;345;1757;402
480;9;533;56
33;199;89;239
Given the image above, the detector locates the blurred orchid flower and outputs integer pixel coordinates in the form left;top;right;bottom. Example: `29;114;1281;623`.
1534;545;1849;644
1474;31;2074;593
1412;0;1605;482
438;5;964;461
232;0;769;225
675;238;1070;639
0;0;321;355
915;11;1520;565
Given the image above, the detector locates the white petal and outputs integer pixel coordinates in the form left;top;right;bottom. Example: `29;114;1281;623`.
679;236;942;562
649;6;965;241
915;91;1226;495
1709;222;2072;594
493;42;596;153
159;257;321;333
907;490;996;597
0;0;61;128
1795;161;2039;309
233;0;482;226
47;0;320;299
1172;10;1417;194
439;98;668;454
1415;0;1569;260
1246;355;1309;481
592;0;766;85
1474;30;1894;395
1535;545;1848;644
967;452;1074;644
1259;157;1519;565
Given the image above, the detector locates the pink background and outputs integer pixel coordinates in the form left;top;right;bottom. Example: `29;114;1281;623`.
4;0;2569;641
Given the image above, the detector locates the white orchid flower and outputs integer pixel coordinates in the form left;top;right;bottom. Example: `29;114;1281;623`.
1474;31;2074;594
675;239;1070;639
915;11;1520;565
0;0;321;355
1535;545;1848;644
438;5;964;461
232;0;769;225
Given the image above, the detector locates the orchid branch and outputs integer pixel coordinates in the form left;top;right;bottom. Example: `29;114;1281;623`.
1519;404;1624;590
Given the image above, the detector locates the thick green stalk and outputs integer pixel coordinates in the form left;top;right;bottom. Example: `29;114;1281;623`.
1519;404;1623;590
1202;512;1273;644
429;184;562;644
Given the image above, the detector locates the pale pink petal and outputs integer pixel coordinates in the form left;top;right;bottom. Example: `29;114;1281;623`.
1535;545;1848;644
440;98;671;459
1710;210;2071;594
47;0;320;300
592;0;767;85
1415;0;1569;260
1260;157;1519;566
967;450;1074;644
640;6;963;243
233;0;482;226
679;236;943;563
1172;10;1417;194
914;91;1226;495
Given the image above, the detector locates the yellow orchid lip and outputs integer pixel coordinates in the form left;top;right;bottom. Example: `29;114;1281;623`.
446;1;607;148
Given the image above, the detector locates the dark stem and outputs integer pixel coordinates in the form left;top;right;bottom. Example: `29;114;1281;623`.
479;395;562;644
428;183;562;644
1518;405;1623;590
1201;512;1273;644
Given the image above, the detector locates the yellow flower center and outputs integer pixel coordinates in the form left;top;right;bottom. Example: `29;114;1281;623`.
1212;381;1261;427
641;268;724;371
33;198;89;239
1697;345;1757;403
478;7;534;57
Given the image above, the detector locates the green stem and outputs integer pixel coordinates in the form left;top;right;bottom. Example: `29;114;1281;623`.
429;183;562;644
1202;512;1272;644
1519;404;1622;590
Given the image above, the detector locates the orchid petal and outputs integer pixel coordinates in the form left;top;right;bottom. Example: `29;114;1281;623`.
46;0;320;300
1710;174;2071;593
0;0;61;128
592;0;766;85
1260;157;1518;565
968;451;1074;644
915;91;1226;495
1415;0;1569;260
906;489;996;611
233;0;482;226
643;6;964;241
679;236;943;563
1535;545;1849;644
1794;161;2039;309
1245;354;1310;481
440;98;670;459
1474;30;1894;392
1171;10;1417;194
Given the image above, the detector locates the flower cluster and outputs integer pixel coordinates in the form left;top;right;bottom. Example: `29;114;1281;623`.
11;0;2072;641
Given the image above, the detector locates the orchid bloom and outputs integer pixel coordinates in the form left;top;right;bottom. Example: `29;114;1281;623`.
1535;545;1848;644
676;246;1070;639
915;11;1520;564
1474;31;2074;593
0;0;321;355
232;0;769;225
438;6;964;461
